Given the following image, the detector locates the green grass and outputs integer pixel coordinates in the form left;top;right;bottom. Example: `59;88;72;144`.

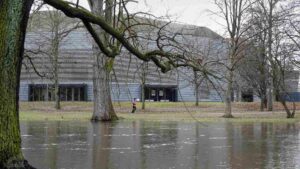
19;101;300;123
20;111;91;121
118;113;300;123
19;111;300;123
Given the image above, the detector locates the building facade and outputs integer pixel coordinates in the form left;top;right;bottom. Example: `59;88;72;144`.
20;12;228;102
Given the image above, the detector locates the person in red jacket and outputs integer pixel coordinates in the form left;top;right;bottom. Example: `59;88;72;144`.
131;98;137;113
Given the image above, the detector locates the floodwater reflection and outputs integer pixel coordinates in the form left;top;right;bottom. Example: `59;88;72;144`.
21;121;300;169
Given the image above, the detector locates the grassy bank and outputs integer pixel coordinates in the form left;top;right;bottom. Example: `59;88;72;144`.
19;101;300;123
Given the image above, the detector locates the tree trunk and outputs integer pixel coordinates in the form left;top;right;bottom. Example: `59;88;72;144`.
280;100;295;118
194;70;199;106
141;82;145;110
91;52;118;121
54;76;60;109
0;0;35;168
223;70;234;118
260;95;265;111
195;84;199;106
267;81;273;111
235;85;241;102
90;0;118;122
267;0;274;112
141;62;148;110
53;25;60;109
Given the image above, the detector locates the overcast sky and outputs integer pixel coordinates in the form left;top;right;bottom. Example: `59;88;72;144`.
75;0;226;35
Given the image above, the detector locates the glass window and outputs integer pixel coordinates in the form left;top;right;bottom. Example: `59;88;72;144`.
74;88;79;101
159;90;164;96
151;90;156;96
29;84;86;101
80;87;85;101
60;87;66;101
67;88;72;101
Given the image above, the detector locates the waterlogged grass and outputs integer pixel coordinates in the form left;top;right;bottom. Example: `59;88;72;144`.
20;111;91;121
19;101;300;123
19;111;300;123
118;113;300;123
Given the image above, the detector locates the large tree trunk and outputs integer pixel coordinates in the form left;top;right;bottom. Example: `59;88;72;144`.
223;70;234;118
0;0;35;168
91;53;118;121
90;0;118;122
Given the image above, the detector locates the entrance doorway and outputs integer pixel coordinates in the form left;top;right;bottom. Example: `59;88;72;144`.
144;85;177;102
241;89;254;102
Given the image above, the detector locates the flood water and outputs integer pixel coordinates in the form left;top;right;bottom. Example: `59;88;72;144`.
21;121;300;169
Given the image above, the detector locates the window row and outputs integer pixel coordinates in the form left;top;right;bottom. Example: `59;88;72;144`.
29;84;86;101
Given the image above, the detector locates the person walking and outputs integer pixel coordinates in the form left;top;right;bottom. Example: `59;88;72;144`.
131;98;137;113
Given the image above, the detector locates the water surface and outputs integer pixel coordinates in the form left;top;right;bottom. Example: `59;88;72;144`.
21;121;300;169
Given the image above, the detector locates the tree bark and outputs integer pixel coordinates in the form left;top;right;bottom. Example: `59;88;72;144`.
91;52;118;121
267;0;274;112
235;85;241;102
194;70;200;106
0;0;35;168
141;81;146;110
260;95;266;111
141;62;148;110
90;0;118;121
281;100;295;118
223;70;234;118
53;22;61;109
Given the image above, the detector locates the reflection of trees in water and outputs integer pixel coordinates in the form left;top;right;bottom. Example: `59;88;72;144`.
22;121;300;169
23;122;59;168
139;121;179;169
45;122;59;169
91;122;115;169
227;123;268;169
227;122;300;169
23;121;89;168
266;123;298;169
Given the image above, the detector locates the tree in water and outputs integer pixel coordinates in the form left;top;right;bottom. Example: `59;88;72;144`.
89;0;122;121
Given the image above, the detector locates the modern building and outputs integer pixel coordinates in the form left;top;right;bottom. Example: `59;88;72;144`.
20;12;228;102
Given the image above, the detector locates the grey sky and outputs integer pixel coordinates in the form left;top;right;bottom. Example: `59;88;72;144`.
127;0;225;34
76;0;226;34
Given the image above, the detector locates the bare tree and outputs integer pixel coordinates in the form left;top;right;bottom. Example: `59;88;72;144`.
179;34;225;106
25;8;81;109
214;0;253;118
272;26;297;118
238;3;269;110
133;61;150;110
244;0;298;116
